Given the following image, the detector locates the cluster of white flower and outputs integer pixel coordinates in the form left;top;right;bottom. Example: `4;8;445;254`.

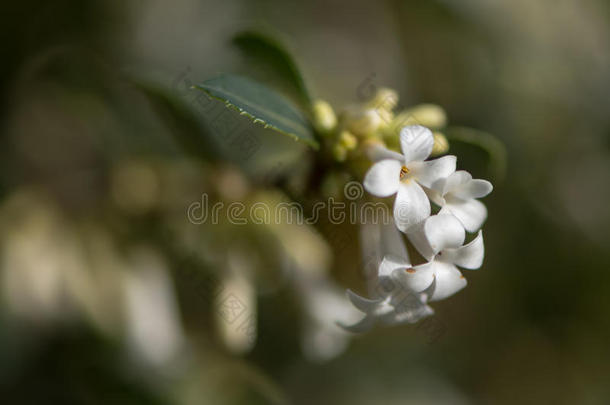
343;125;492;332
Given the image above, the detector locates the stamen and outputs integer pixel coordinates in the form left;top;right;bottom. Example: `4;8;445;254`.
400;165;409;179
406;268;416;274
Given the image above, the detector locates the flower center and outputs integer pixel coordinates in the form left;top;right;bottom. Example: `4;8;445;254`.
399;165;410;180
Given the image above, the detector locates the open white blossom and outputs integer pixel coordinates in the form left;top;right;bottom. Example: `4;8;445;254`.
341;221;434;333
341;255;435;332
358;219;413;297
403;214;484;301
427;170;493;232
363;125;456;232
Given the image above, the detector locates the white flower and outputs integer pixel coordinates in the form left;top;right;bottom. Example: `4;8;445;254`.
341;221;434;332
428;170;493;232
358;218;413;297
363;125;456;232
341;255;435;332
403;214;484;301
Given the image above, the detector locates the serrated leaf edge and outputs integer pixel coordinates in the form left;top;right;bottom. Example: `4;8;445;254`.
194;83;319;149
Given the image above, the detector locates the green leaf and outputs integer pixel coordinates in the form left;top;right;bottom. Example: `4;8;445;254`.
132;79;222;161
445;126;507;181
232;30;312;108
194;74;319;149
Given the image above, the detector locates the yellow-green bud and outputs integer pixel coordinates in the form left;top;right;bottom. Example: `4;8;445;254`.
431;131;449;156
339;130;358;150
347;109;382;137
376;108;394;130
385;103;447;138
405;104;447;129
361;138;388;161
385;111;418;138
367;87;399;112
312;99;337;134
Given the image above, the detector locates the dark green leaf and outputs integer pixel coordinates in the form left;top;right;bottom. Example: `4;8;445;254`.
233;30;312;108
194;74;319;149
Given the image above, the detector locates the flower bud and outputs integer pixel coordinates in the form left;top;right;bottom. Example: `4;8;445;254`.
338;130;358;150
312;99;337;134
385;104;447;138
360;138;388;161
431;131;449;156
367;87;399;112
405;104;447;129
346;109;382;137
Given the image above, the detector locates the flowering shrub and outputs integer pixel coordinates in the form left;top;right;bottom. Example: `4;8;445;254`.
188;30;497;358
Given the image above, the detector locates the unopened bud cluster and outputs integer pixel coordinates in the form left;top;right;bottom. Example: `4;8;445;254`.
312;88;451;163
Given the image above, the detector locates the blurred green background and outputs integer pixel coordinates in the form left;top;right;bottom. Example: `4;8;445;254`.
1;0;610;404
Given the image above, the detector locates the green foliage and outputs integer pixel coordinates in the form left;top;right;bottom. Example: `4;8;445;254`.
233;29;312;109
195;74;319;149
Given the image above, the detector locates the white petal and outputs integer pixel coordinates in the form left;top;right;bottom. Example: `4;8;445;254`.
423;214;465;254
363;159;402;197
411;155;457;189
387;297;434;325
442;231;484;269
374;255;412;298
396;261;435;293
405;221;436;261
365;143;405;162
423;184;445;206
452;179;493;200
359;222;410;298
338;315;375;333
378;255;410;279
420;275;438;302
393;181;431;233
400;125;433;163
428;261;467;301
379;222;410;265
442;170;472;195
339;292;392;333
312;287;367;338
438;206;453;216
446;196;488;232
390;305;434;325
346;289;386;313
